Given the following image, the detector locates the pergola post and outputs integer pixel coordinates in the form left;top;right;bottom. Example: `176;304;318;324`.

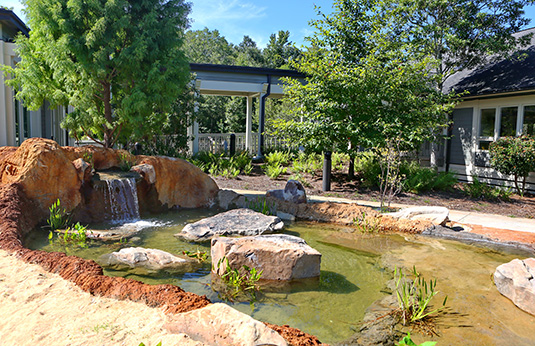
245;95;253;153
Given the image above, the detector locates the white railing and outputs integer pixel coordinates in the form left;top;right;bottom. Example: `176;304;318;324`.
196;132;291;154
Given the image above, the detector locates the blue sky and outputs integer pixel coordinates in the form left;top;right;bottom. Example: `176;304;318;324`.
4;0;535;48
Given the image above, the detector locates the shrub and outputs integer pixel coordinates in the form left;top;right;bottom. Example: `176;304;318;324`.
119;153;135;171
489;136;535;196
291;152;323;175
265;150;292;167
354;151;381;188
265;164;287;179
401;162;457;193
461;177;512;201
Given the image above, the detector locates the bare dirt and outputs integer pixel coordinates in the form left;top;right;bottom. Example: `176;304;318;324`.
213;165;535;219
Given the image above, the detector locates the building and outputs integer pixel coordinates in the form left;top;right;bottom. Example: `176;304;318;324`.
0;8;68;147
444;28;535;192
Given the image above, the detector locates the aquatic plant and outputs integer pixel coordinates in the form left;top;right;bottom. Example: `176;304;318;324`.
47;199;71;231
394;266;447;327
183;249;208;262
215;256;263;303
353;211;380;233
49;222;90;249
246;196;275;216
397;332;437;346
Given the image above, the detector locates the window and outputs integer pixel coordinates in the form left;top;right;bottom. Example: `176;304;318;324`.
523;105;535;136
478;108;495;150
499;107;518;137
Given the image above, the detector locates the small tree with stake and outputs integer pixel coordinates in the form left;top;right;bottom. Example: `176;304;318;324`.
489;136;535;196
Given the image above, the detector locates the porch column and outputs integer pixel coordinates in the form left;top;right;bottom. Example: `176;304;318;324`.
245;95;253;153
188;103;199;154
0;41;7;146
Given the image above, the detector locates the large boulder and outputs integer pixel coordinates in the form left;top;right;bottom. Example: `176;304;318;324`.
137;156;219;209
175;208;284;242
164;303;288;346
0;138;82;220
266;179;307;204
98;247;199;274
385;206;449;226
494;258;535;316
211;234;321;281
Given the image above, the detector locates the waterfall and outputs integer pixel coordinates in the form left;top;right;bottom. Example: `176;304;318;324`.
104;177;140;223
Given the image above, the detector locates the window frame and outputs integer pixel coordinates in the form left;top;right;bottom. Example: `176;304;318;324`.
476;105;532;151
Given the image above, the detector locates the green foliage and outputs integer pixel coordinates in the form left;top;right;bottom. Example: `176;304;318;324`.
4;0;191;148
489;136;535;196
461;177;513;201
402;163;458;193
275;0;457;159
50;222;90;249
397;332;436;346
215;256;263;303
353;211;380;233
246;197;275;216
182;249;208;263
47;199;71;231
265;151;292;167
138;342;162;346
291;152;323;175
118;153;135;172
332;152;349;172
191;151;252;179
394;266;447;326
265;164;287;179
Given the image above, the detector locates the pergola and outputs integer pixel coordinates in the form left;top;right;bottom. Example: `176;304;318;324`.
188;63;306;157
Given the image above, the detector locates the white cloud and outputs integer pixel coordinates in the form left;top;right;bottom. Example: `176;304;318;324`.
190;0;266;27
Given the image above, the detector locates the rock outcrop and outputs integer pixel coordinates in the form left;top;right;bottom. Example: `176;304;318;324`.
385;206;449;226
99;247;199;274
175;208;284;242
137;156;219;209
266;179;307;204
0;138;82;221
211;234;321;281
494;258;535;316
164;303;288;346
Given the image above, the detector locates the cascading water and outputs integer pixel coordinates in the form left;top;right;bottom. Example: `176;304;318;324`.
104;177;140;223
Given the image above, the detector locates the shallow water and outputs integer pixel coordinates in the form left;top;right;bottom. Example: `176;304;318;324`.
26;209;535;345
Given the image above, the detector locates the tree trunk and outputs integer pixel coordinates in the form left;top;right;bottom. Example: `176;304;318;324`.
348;155;355;178
102;81;113;148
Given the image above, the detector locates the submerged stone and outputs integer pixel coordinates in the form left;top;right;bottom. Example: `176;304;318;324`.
98;247;199;274
211;234;321;281
175;208;284;242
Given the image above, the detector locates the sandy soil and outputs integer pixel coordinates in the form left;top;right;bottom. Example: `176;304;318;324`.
0;249;204;346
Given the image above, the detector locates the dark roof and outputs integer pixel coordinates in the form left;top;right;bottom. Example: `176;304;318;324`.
444;27;535;98
0;8;29;38
189;63;306;79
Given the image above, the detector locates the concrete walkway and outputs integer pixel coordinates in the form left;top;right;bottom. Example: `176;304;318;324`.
231;189;535;234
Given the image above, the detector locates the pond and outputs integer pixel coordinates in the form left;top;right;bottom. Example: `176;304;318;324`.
25;209;535;345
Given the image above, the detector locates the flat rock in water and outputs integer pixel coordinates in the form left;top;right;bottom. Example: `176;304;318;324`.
164;303;288;346
494;258;535;316
385;206;449;226
98;247;199;274
175;208;284;242
211;234;321;281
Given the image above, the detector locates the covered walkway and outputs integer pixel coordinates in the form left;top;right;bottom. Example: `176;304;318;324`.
188;63;306;157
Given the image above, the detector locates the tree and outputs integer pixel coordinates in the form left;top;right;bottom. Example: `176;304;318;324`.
381;0;535;91
235;36;265;67
183;28;236;65
276;0;455;156
3;0;191;148
264;30;302;69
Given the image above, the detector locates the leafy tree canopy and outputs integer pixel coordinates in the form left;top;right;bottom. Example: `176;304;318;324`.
3;0;191;148
275;0;457;155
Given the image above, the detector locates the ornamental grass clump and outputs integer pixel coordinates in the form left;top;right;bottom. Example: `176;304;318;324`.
489;136;535;196
394;266;447;334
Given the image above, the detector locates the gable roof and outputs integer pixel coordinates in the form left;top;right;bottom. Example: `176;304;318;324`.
443;27;535;98
0;8;30;39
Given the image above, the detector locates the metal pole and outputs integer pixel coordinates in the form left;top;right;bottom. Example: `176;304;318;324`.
323;151;332;191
